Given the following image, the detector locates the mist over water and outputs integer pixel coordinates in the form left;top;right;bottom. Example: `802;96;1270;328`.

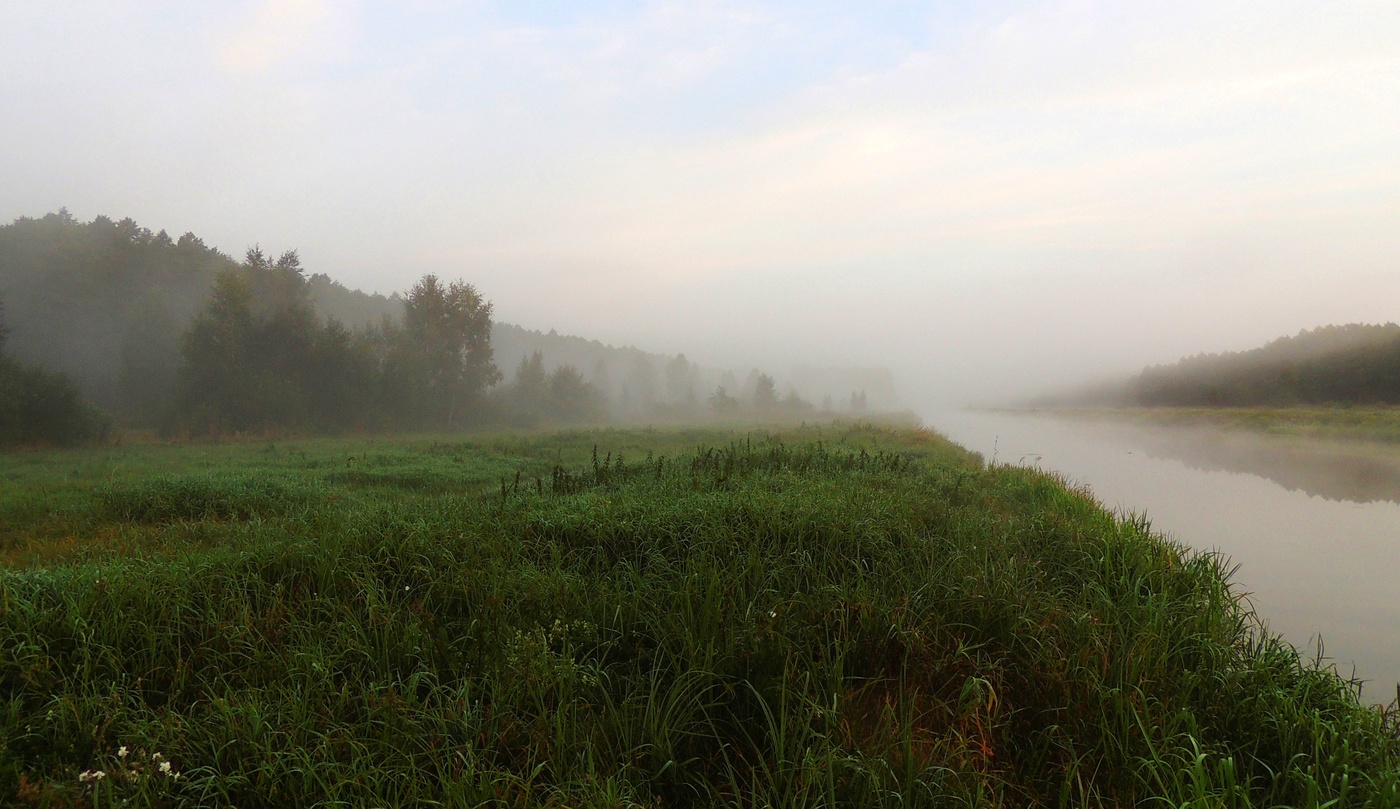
925;408;1400;705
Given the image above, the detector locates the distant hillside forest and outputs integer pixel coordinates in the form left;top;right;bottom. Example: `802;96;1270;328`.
1043;324;1400;409
1131;324;1400;407
0;211;890;443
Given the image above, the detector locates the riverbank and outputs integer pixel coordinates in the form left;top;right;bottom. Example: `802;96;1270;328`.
3;423;1397;806
1035;405;1400;446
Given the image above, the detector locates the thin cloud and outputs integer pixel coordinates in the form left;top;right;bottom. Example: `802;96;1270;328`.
217;0;343;76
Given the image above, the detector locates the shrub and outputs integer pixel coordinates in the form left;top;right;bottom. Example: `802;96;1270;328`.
0;354;109;448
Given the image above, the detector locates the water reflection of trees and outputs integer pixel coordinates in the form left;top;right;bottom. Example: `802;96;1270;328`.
1133;427;1400;504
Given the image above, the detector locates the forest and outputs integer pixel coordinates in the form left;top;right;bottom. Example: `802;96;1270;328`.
0;211;881;445
1129;324;1400;407
1028;324;1400;409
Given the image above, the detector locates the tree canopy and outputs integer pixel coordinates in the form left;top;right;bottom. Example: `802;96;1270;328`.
391;275;501;428
1131;324;1400;407
1;210;880;439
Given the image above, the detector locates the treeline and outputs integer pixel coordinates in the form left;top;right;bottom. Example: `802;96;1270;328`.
176;250;500;433
0;211;518;436
1;211;884;442
0;210;234;423
491;324;882;422
1130;324;1400;407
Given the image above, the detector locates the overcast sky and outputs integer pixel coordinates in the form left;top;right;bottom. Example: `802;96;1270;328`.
3;1;1398;407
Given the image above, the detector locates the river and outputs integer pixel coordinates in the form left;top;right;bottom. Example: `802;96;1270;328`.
924;409;1400;706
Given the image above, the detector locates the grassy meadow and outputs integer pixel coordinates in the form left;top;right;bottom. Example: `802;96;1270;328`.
1;422;1397;807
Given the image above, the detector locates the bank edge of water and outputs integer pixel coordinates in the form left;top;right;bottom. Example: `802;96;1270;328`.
1019;405;1400;447
1;423;1398;806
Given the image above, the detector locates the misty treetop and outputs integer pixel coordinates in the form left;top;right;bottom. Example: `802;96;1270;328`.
0;210;236;422
496;350;607;427
176;249;369;433
1131;323;1400;407
0;210;895;440
176;252;502;434
492;326;890;422
0;212;508;435
390;274;502;428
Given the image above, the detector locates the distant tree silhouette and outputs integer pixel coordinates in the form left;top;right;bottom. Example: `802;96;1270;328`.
625;354;659;412
781;388;812;414
547;364;603;422
501;350;550;423
752;373;778;412
589;358;614;405
709;385;739;415
665;353;697;408
177;272;259;431
1131;324;1400;407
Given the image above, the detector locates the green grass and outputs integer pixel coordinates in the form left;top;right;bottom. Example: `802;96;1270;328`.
1;423;1397;807
1050;406;1400;445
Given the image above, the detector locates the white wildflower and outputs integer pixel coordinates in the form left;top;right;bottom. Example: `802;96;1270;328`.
78;770;106;783
160;761;173;775
117;746;128;759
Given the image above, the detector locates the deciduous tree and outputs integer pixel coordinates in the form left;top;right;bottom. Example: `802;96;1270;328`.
398;275;501;427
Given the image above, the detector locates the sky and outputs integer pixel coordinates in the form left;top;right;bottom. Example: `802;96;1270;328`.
2;1;1398;408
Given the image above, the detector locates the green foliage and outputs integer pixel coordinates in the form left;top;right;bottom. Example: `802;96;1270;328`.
1;294;109;447
665;353;698;407
498;351;606;426
1;210;881;437
175;271;258;431
389;275;501;428
0;212;475;433
704;378;815;420
174;256;385;434
1133;323;1400;407
175;255;469;435
547;365;602;421
0;210;238;422
305;272;402;329
0;353;110;448
1;424;1396;806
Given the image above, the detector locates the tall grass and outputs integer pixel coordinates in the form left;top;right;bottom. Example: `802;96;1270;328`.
1;424;1396;806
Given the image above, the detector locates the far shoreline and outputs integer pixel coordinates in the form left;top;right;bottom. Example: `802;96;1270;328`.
973;404;1400;447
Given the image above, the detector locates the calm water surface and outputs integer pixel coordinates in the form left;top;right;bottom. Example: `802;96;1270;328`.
925;409;1400;705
